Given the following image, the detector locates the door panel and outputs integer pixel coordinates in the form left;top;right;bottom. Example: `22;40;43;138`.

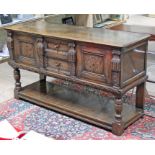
76;43;112;84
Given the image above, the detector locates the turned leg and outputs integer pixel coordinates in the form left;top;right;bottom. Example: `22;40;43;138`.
136;82;145;110
39;74;47;93
39;74;46;82
14;68;22;99
112;97;124;136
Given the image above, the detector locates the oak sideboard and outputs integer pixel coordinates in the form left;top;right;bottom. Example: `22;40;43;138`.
5;19;150;135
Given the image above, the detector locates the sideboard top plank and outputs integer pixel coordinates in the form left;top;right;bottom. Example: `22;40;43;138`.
4;19;150;47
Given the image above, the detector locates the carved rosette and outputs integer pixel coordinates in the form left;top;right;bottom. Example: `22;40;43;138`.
7;31;14;59
36;38;44;70
68;42;76;76
111;50;121;87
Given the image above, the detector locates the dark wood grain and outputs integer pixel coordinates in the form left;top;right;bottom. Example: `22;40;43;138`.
76;43;112;84
5;19;149;135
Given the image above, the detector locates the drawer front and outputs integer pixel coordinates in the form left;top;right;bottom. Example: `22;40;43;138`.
45;58;73;76
76;43;112;84
45;38;76;76
121;42;147;85
45;38;73;61
14;33;36;67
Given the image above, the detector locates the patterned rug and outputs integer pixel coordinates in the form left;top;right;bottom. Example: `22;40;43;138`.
0;96;155;140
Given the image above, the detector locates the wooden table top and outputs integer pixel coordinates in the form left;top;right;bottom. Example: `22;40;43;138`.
4;19;150;48
110;24;155;36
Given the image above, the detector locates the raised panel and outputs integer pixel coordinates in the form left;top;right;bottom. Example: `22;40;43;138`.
77;44;112;84
20;42;34;58
14;33;36;67
84;53;104;74
122;44;146;84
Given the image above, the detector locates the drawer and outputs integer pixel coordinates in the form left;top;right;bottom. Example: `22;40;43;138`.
45;38;74;61
45;58;75;76
45;38;76;76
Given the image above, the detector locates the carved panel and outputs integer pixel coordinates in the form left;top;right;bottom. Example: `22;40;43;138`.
84;54;104;74
13;33;36;67
77;44;112;84
20;42;34;58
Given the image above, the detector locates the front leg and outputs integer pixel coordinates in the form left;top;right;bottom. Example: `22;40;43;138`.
136;82;145;110
14;68;22;99
112;96;124;136
39;74;46;82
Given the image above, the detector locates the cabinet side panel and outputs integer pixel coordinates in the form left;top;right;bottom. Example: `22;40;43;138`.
121;41;147;87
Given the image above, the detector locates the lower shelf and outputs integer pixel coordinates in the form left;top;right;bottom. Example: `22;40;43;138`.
18;80;143;132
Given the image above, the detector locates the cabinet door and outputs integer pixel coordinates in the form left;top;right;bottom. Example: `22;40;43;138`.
13;33;37;67
76;43;112;84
